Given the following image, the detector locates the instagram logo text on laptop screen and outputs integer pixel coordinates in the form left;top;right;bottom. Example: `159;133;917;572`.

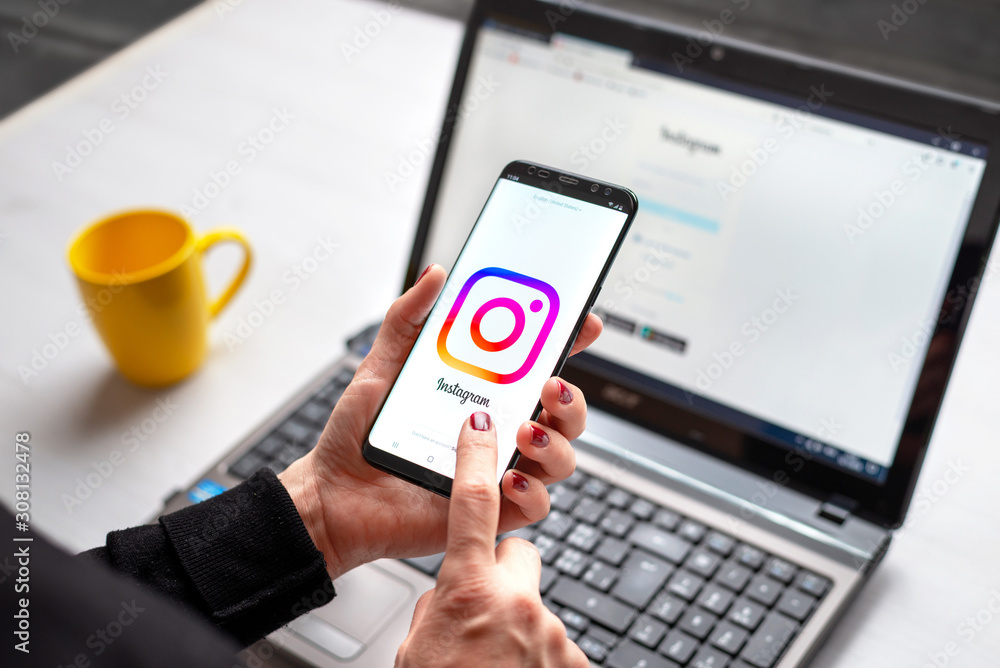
418;24;989;484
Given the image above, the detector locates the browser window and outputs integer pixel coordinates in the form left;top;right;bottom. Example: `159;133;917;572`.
421;23;989;481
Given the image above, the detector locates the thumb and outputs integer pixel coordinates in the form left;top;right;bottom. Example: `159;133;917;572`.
356;264;445;384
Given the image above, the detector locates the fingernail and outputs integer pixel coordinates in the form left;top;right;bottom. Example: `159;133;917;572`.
416;264;434;284
557;380;573;405
511;471;530;492
529;424;549;447
471;411;491;431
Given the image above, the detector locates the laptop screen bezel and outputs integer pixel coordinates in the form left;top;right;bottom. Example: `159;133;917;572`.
402;0;1000;529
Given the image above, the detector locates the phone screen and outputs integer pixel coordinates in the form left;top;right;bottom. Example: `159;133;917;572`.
368;175;631;484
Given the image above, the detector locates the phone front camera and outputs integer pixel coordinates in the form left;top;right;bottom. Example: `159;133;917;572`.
527;166;536;174
604;188;612;196
590;184;599;193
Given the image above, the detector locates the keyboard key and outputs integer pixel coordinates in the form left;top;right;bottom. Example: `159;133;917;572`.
628;523;692;564
698;584;735;616
705;531;735;556
566;627;581;642
679;607;718;640
715;561;753;592
538;510;574;540
667;569;705;601
540;565;558;594
588;625;619;647
563;469;588;488
763;557;797;584
775;588;816;622
583;560;619;592
678;519;707;543
653;508;681;531
685;549;722;578
280;418;318;445
565;523;602;552
649;592;686;625
606;488;633;509
691;646;731;668
630;497;656;520
577;635;611;663
601;509;636;538
710;621;749;655
297;400;330;427
613;551;674;608
609;639;679;668
555;548;589;578
582;477;610;499
558;607;590;632
549;577;637;633
733;544;765;570
403;552;444;576
794;571;830;598
548;483;579;513
659;629;699;664
594;536;631;566
571;497;607;525
255;434;288;457
543;597;561;616
532;534;560;564
745;575;782;607
740;612;798;668
629;614;669;648
229;452;265;478
728;598;767;631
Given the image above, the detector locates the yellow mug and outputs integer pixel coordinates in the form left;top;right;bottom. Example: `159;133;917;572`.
68;209;252;387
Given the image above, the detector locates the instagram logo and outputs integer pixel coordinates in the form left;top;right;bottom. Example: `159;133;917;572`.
437;267;560;384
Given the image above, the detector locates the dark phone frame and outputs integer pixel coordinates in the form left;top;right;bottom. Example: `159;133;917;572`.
399;0;1000;526
364;160;638;497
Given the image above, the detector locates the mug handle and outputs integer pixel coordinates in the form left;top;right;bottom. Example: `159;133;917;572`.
196;228;253;318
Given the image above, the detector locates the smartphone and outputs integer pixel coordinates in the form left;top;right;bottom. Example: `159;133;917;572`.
363;160;638;496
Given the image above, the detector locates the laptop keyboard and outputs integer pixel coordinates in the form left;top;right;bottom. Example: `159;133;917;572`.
225;366;829;668
405;472;830;668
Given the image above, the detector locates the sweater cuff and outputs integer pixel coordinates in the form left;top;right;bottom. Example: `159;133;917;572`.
160;468;334;644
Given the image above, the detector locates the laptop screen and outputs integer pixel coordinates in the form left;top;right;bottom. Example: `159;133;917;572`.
415;17;991;488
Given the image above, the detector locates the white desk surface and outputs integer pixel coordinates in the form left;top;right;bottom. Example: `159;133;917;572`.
1;1;998;665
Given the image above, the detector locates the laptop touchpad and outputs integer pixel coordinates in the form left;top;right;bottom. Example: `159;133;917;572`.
288;563;415;661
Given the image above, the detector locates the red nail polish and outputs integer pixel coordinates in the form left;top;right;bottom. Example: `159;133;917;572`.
416;264;434;284
529;425;549;447
557;380;573;405
471;411;491;431
511;471;530;492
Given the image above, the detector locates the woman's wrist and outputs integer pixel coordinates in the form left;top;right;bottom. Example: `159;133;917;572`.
278;456;352;581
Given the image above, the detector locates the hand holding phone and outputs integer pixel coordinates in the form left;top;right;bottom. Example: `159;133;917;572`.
277;267;599;580
364;161;637;496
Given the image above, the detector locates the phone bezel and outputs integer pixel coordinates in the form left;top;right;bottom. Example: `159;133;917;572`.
362;160;637;497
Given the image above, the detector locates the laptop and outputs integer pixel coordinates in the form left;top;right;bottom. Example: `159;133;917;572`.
159;1;1000;666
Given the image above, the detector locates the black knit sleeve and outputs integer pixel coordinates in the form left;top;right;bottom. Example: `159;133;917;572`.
83;468;335;645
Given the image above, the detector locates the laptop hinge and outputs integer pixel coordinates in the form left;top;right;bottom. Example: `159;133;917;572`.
817;494;858;525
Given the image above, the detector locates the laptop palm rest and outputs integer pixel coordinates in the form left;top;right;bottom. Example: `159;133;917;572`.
286;563;415;661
